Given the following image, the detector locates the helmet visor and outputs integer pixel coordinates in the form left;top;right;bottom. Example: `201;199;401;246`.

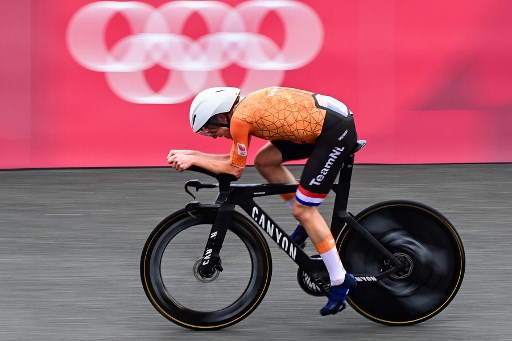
197;114;229;135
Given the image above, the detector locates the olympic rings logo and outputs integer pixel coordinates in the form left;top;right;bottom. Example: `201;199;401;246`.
66;1;324;104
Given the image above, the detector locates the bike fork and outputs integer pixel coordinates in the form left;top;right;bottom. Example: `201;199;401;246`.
198;203;235;278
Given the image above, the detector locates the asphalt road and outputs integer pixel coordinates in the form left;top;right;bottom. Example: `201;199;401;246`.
1;164;511;341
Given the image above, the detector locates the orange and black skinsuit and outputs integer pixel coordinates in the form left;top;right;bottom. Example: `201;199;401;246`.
229;86;357;206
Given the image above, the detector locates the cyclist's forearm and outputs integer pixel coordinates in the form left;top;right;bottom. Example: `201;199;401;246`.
194;152;230;161
170;150;229;160
193;157;242;178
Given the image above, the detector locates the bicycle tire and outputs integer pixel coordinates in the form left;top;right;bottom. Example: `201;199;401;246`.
141;207;272;330
338;200;465;325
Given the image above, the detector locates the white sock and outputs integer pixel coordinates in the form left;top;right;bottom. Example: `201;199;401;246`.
319;247;347;286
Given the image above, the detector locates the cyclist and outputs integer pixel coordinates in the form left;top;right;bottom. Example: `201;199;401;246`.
168;86;358;316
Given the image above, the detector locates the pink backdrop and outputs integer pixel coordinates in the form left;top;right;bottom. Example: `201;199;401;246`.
1;0;511;169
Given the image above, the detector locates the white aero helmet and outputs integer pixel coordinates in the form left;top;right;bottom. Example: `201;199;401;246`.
189;87;241;133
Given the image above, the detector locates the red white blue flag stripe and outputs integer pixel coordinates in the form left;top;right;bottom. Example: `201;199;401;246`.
295;185;327;207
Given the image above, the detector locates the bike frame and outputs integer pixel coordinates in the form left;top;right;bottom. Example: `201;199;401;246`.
185;147;404;293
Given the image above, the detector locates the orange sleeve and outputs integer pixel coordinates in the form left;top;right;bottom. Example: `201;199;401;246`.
229;118;252;168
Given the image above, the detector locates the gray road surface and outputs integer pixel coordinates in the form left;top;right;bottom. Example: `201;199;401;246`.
1;164;511;340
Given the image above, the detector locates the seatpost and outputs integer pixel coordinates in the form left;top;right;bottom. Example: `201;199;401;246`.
332;153;355;211
330;153;355;237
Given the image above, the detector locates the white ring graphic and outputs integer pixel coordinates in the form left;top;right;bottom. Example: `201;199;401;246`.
67;1;324;104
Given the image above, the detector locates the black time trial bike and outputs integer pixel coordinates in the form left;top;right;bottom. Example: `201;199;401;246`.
140;140;465;330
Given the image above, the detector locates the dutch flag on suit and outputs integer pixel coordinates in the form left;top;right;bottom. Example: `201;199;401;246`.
295;185;327;207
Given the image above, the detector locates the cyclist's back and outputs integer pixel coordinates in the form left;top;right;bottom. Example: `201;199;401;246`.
229;86;354;170
232;87;325;144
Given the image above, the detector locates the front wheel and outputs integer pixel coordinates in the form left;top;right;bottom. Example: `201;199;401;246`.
141;208;272;330
338;200;465;325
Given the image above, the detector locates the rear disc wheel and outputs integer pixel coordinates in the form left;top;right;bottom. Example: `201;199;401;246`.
338;200;465;325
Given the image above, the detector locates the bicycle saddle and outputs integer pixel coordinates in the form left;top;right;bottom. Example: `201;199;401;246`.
353;140;367;154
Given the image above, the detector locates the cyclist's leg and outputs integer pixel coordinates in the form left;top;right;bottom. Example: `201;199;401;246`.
292;112;357;315
254;141;314;205
293;113;357;240
255;141;314;245
291;205;331;243
254;142;296;186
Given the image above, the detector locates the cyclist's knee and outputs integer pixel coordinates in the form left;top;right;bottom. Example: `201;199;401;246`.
291;201;316;223
253;154;271;172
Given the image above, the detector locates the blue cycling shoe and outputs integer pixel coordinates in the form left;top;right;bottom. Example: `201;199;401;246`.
320;273;357;316
290;224;308;249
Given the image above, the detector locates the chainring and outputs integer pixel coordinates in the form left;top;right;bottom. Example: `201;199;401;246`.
296;268;326;297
